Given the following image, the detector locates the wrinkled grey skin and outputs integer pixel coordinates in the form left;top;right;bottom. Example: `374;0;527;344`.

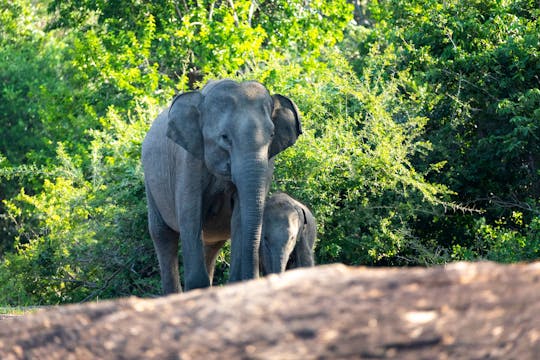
142;80;301;293
259;192;316;275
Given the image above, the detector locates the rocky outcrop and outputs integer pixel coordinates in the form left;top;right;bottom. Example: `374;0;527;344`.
1;262;539;359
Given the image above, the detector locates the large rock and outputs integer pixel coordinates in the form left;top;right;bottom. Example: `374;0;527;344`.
1;262;539;359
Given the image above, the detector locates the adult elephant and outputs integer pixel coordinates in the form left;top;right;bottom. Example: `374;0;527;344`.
142;80;301;294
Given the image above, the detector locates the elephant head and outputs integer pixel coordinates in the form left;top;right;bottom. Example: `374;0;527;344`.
166;80;301;280
260;192;316;275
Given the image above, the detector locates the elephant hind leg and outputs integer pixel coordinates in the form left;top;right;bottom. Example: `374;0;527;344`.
204;240;227;285
146;190;181;294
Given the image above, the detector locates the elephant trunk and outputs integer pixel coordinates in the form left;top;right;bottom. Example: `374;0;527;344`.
233;156;269;280
271;251;289;274
261;242;291;275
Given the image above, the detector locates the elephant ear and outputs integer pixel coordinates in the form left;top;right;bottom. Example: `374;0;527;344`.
296;206;309;240
166;91;204;159
270;94;302;158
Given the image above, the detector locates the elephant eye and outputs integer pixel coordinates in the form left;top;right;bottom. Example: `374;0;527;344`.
221;134;231;145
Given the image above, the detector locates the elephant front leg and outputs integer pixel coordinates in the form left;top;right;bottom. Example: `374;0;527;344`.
175;161;212;291
177;192;211;291
179;225;211;291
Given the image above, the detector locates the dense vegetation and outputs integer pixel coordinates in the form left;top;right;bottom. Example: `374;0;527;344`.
0;0;538;305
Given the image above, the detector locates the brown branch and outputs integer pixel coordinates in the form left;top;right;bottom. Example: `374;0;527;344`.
174;3;183;20
80;267;124;303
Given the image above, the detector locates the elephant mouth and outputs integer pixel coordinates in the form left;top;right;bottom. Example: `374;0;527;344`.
217;173;232;181
207;161;232;180
212;168;232;181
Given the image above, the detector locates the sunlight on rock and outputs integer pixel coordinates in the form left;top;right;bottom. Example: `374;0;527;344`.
403;310;438;325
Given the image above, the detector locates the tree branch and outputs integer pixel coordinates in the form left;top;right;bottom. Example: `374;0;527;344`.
227;0;240;26
208;1;216;21
80;267;123;303
174;2;183;20
248;0;259;27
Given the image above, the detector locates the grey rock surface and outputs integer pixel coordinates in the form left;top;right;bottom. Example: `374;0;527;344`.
1;262;539;359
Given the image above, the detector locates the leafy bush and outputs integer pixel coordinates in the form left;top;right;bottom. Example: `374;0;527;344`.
259;53;453;265
1;0;539;305
0;0;360;304
0;100;161;305
345;0;540;257
451;212;540;262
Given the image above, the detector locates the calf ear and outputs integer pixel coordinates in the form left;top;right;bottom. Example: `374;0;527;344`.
297;207;308;238
300;207;308;226
270;94;302;158
166;92;204;159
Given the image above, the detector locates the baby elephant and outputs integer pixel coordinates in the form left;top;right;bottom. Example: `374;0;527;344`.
260;192;316;275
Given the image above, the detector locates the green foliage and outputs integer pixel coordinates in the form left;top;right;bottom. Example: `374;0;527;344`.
48;0;352;85
0;0;357;304
1;0;539;305
452;213;540;262
355;0;540;196
345;0;540;257
0;101;161;305
263;53;452;265
0;0;171;254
